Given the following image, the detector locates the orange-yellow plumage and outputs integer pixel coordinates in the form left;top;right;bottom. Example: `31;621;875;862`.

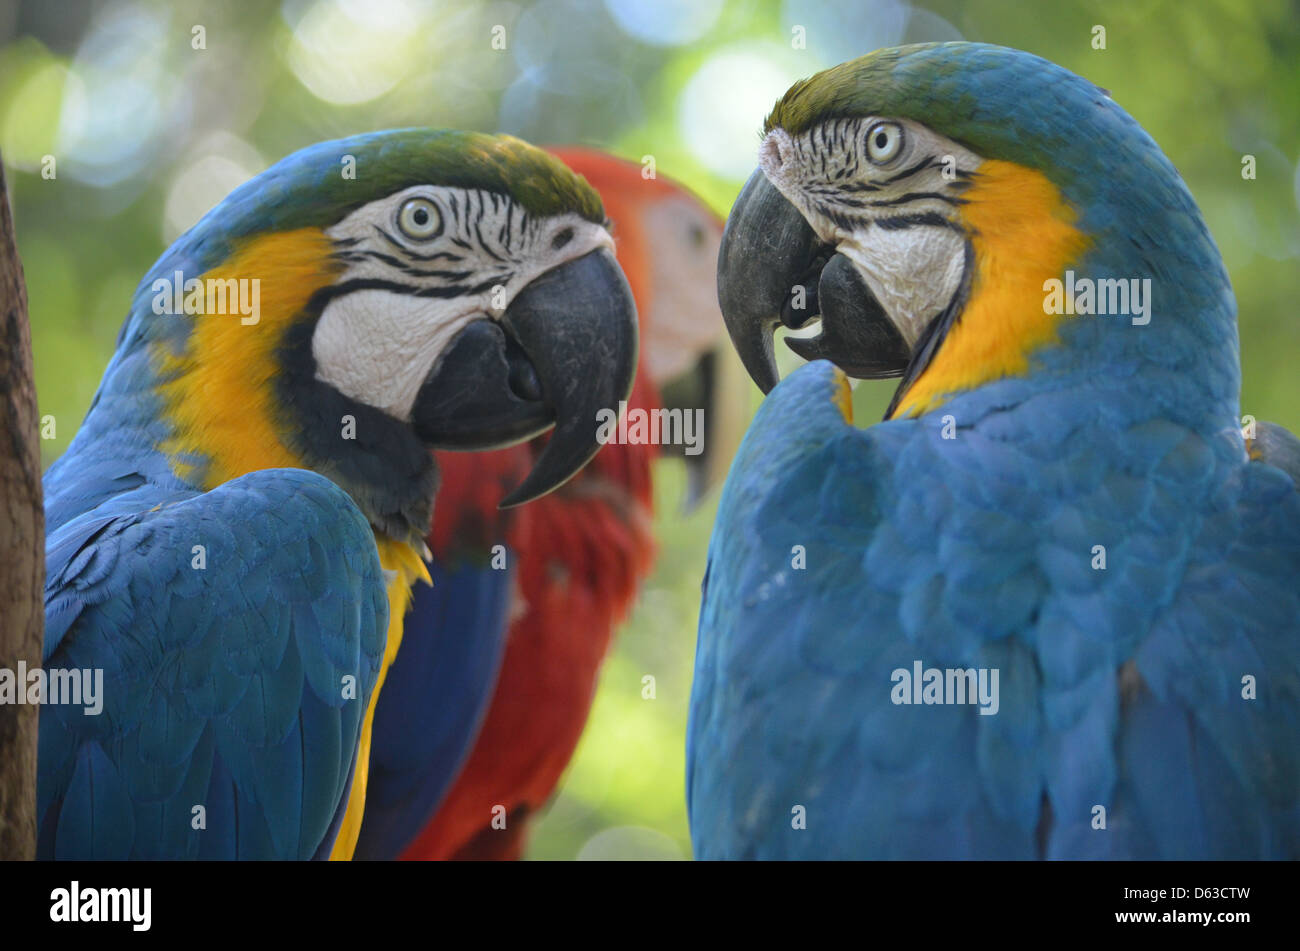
892;160;1090;418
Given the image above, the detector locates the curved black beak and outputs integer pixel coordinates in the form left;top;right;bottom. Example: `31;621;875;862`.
717;170;909;394
411;247;638;507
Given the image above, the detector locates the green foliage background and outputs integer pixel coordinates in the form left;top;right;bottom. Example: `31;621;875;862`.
3;0;1297;859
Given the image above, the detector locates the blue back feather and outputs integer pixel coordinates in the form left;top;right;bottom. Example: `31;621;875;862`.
688;44;1300;860
39;469;388;859
355;556;512;860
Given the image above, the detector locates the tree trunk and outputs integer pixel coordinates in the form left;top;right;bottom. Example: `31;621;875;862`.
0;154;42;860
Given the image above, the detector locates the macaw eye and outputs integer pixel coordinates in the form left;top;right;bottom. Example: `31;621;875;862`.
865;122;904;164
397;198;442;240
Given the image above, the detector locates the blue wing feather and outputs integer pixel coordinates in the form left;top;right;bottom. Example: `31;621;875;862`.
689;361;1300;859
38;467;388;860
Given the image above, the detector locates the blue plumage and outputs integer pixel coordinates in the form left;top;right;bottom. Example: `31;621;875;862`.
690;363;1300;859
37;127;635;861
355;557;512;860
690;43;1300;859
40;469;386;859
35;132;459;861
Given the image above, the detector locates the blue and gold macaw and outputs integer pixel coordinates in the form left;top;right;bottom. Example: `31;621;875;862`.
689;43;1300;859
38;129;637;859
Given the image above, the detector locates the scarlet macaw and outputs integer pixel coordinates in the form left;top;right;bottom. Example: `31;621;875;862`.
358;149;736;859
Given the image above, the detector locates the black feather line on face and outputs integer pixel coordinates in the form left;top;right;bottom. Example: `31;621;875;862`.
349;248;475;281
372;225;465;262
477;234;506;263
875;212;959;231
316;276;503;301
808;202;869;232
881;155;937;183
806;154;963;215
369;224;465;262
866;190;965;208
499;203;514;245
354;195;524;287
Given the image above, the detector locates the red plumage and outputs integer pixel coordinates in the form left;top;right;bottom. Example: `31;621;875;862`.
402;149;719;859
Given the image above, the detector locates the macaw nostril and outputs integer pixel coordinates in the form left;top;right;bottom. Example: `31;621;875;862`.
761;137;783;170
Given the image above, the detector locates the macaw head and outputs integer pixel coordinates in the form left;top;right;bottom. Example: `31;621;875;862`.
136;130;637;544
427;148;738;564
718;42;1236;423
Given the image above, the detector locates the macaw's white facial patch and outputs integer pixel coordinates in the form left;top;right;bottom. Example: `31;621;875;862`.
310;184;613;420
311;290;474;420
758;117;983;351
837;225;967;349
640;193;725;385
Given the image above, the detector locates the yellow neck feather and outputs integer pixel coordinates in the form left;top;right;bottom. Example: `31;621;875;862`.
889;160;1090;419
329;538;431;861
154;227;341;484
150;228;432;860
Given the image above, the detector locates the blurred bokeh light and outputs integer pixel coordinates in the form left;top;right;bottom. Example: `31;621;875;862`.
3;0;1298;859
